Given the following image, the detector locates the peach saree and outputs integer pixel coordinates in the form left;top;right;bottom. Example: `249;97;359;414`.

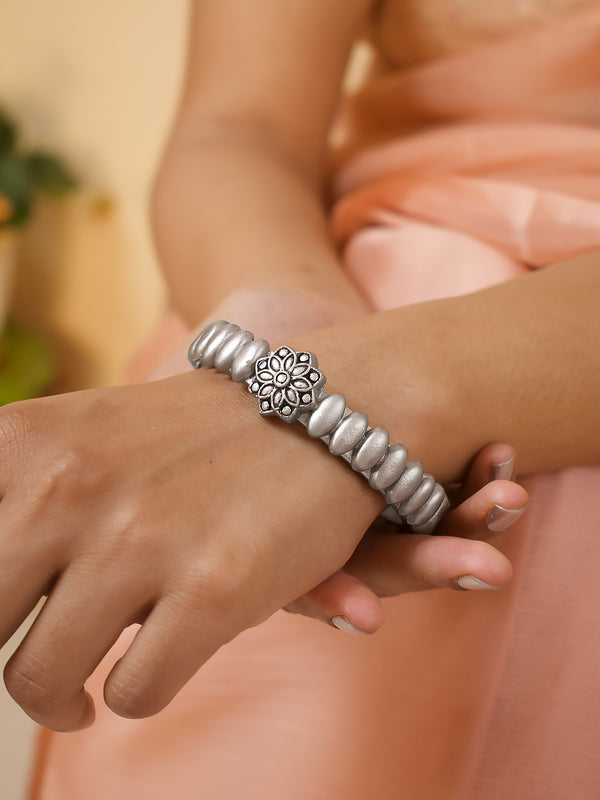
31;5;600;799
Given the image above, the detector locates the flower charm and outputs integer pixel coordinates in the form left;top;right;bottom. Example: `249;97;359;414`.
246;345;326;423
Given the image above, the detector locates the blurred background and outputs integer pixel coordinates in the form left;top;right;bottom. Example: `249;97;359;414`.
0;2;189;796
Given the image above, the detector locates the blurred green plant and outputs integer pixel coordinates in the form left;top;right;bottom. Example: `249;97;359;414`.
0;322;55;404
0;106;78;228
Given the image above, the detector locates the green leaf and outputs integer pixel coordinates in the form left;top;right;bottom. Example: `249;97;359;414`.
0;155;31;227
25;150;78;195
0;322;55;405
0;108;17;155
0;154;29;200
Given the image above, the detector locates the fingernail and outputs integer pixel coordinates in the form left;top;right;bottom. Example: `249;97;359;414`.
455;575;502;591
486;504;526;533
330;615;368;635
491;456;515;482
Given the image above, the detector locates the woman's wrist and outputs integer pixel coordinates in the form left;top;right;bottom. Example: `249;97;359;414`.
282;302;472;487
189;319;452;531
145;285;371;383
198;286;369;344
281;256;600;482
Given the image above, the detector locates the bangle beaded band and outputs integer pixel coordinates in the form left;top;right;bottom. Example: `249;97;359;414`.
188;321;450;534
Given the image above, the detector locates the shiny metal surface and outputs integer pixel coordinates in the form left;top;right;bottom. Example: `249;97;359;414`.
187;322;449;533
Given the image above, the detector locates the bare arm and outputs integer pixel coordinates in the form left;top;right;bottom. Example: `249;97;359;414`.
152;0;375;328
283;252;600;482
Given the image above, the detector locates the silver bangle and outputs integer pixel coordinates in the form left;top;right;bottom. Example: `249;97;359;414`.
188;320;450;534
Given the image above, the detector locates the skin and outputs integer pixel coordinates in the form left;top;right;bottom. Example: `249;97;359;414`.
1;0;595;732
369;0;592;68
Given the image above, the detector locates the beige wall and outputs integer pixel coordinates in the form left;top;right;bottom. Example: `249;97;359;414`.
0;4;190;797
1;0;190;389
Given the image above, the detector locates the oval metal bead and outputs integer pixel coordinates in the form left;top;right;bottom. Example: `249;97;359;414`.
369;444;408;491
202;323;241;367
306;393;347;438
396;474;436;518
328;412;369;456
230;338;271;382
213;329;254;372
351;427;390;472
411;494;450;534
385;461;424;505
188;320;229;367
406;484;446;527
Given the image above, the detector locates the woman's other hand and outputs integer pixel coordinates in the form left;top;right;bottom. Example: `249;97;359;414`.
140;314;528;639
284;444;528;634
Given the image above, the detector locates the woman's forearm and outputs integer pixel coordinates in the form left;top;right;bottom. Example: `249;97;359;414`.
151;130;370;330
285;254;600;483
151;0;373;332
152;126;599;482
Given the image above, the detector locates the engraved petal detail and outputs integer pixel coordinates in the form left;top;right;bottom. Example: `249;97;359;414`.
291;377;311;390
283;353;296;371
258;383;275;398
272;388;284;408
292;363;310;377
285;388;299;405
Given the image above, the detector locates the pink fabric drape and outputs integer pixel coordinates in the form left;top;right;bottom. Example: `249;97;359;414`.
31;6;600;799
332;121;600;308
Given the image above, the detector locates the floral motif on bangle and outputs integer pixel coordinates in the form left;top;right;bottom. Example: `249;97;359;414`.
246;345;326;423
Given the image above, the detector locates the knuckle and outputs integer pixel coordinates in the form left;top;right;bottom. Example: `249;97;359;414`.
47;450;84;487
88;497;152;566
159;575;240;643
202;577;239;619
175;549;266;631
104;674;162;720
4;652;54;715
184;560;246;619
34;446;105;506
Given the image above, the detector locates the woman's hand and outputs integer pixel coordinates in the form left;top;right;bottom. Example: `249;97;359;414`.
143;317;528;638
284;443;528;634
0;369;382;732
0;295;535;733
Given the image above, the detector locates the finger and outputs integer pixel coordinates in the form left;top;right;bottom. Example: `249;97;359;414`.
284;570;384;634
345;530;513;597
0;514;61;651
460;443;516;501
3;564;150;732
103;575;253;720
437;480;529;540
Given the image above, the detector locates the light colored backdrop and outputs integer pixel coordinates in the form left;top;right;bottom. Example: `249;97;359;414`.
2;0;190;390
0;2;189;797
